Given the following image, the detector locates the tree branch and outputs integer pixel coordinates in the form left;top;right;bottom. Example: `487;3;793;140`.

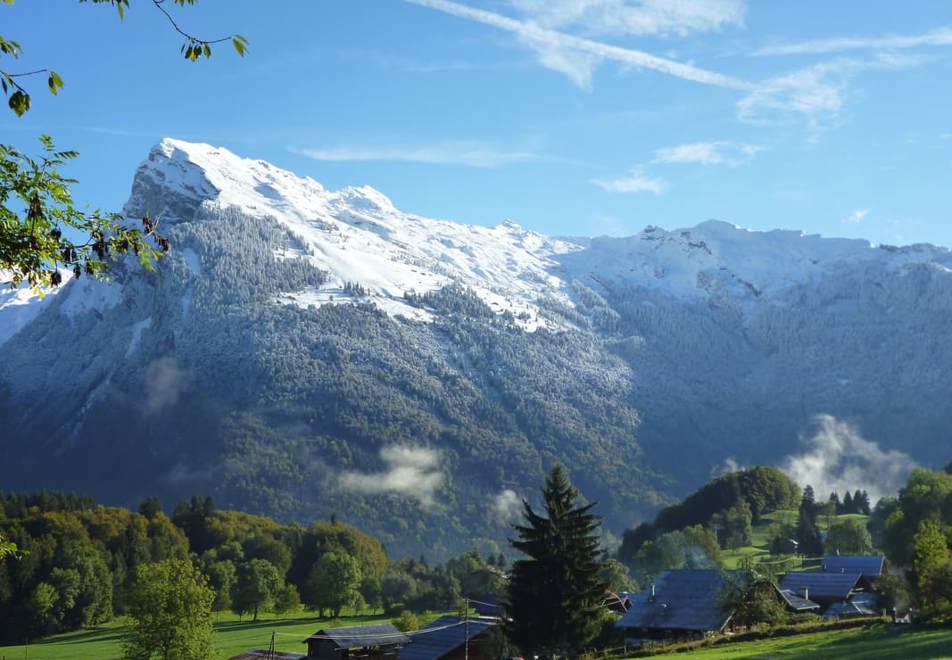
151;0;234;46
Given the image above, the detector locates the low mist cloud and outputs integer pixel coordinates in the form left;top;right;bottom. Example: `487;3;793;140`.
339;445;445;506
711;456;745;477
144;357;187;415
780;414;918;502
492;488;523;525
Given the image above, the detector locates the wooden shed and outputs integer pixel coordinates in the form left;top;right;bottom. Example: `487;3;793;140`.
305;623;411;660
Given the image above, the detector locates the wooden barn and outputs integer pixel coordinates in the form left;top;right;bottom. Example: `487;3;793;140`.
304;623;410;660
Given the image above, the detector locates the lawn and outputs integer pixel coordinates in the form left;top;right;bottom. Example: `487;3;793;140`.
642;625;952;659
720;510;870;569
0;610;444;660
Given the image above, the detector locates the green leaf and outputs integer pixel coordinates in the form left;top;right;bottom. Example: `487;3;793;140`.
232;36;247;57
203;43;211;58
47;71;64;95
8;90;30;116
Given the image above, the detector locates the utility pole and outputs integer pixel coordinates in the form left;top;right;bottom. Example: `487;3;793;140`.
269;631;275;660
464;597;469;660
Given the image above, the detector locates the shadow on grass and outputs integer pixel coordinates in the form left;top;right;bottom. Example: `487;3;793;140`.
214;613;389;633
29;627;125;647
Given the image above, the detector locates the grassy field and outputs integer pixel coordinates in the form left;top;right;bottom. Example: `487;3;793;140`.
643;625;952;659
720;510;870;570
0;610;444;660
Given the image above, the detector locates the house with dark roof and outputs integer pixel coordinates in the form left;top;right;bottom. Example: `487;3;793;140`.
305;623;410;660
779;571;865;606
615;570;744;641
399;616;499;660
777;588;821;613
821;554;885;578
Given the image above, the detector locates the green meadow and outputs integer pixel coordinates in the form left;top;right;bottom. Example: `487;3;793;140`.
0;611;443;660
643;624;952;659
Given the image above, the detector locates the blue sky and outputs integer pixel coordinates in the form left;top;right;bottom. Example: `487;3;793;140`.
4;0;952;246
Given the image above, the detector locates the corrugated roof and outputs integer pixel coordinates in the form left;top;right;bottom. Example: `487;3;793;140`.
778;589;821;612
779;571;860;602
399;616;498;660
306;623;411;648
616;570;743;633
821;555;884;577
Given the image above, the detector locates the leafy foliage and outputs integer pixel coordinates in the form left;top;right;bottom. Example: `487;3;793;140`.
305;551;363;618
0;0;245;288
619;467;799;563
122;559;215;660
0;137;167;289
719;572;788;629
825;519;873;555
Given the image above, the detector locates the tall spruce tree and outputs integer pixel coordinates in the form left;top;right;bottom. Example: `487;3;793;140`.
796;486;823;557
505;466;606;657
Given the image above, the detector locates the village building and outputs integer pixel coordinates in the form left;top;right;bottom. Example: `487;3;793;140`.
777;588;821;613
821;554;885;578
304;623;411;660
615;570;745;642
399;615;499;660
779;570;866;606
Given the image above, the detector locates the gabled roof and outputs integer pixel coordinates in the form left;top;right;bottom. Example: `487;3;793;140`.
778;588;821;612
306;623;410;648
616;570;743;633
227;652;306;660
821;555;885;577
399;616;498;660
779;571;861;602
823;591;880;618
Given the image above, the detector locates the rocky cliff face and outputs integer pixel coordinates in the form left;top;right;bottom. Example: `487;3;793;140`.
1;139;949;557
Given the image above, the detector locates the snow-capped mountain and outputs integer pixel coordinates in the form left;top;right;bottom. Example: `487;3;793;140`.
2;139;950;557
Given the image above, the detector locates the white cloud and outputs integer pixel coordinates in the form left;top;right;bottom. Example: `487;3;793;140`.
291;142;541;168
492;489;523;525
755;26;952;57
780;415;918;502
736;54;919;134
842;208;869;224
144;357;187;416
591;166;669;193
506;0;746;38
339;446;445;506
711;456;745;477
406;0;752;91
653;140;762;166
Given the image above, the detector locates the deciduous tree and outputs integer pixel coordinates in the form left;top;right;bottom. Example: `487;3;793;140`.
123;559;215;660
306;551;363;618
0;0;247;289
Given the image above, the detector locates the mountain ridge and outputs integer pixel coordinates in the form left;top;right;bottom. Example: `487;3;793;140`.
1;138;949;558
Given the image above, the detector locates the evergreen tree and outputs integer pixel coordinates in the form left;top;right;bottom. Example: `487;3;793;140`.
857;490;871;515
831;491;843;514
796;488;823;557
504;466;606;657
841;491;853;514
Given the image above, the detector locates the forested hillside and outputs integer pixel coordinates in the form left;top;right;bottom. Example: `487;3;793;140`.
1;140;951;557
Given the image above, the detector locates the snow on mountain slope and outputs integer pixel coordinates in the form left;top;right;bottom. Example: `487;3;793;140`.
0;276;68;347
123;139;952;325
125;138;580;330
4;138;951;346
